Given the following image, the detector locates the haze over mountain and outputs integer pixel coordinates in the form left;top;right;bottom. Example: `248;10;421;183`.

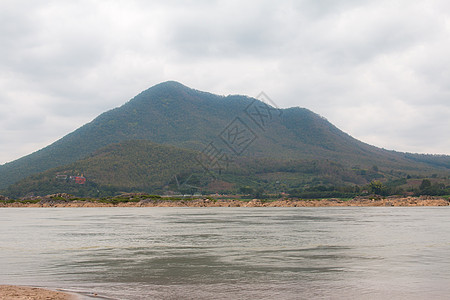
0;81;449;192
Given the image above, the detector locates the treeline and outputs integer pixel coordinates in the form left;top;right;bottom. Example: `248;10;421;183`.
415;179;449;196
285;178;450;199
287;185;361;199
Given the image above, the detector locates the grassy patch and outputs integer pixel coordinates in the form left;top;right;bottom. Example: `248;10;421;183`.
21;199;41;204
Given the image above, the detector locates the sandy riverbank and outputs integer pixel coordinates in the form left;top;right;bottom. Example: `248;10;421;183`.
0;285;77;300
0;195;448;207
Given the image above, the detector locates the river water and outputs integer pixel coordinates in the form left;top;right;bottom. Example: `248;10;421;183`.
0;207;449;299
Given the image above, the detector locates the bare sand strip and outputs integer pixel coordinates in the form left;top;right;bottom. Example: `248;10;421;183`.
0;285;78;300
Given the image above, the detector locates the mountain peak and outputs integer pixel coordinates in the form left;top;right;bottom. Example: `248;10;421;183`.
134;80;200;102
146;80;193;94
154;80;188;89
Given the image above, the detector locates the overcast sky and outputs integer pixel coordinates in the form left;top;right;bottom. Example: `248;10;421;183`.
1;0;450;164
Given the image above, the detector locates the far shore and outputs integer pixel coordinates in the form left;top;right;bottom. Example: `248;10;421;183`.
0;285;78;300
0;195;448;208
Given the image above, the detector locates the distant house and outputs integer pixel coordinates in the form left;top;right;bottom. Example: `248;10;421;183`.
74;176;86;184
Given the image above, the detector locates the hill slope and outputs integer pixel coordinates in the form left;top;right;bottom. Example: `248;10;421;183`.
0;81;449;189
2;140;386;198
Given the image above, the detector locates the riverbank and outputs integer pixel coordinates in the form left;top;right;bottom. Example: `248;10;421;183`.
0;195;448;207
0;285;77;300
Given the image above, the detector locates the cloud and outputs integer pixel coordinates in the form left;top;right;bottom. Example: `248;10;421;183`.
1;0;450;164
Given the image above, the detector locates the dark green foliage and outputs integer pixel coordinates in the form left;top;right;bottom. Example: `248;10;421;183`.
368;180;387;195
417;179;448;196
288;185;361;199
420;179;432;190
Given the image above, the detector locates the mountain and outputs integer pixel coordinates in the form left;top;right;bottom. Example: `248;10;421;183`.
0;81;449;191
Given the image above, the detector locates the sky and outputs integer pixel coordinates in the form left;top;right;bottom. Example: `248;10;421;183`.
1;0;450;164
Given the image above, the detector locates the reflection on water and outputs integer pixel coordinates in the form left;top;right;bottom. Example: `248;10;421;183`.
1;207;450;299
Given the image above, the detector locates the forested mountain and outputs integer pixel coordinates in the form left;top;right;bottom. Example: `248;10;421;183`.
0;81;449;191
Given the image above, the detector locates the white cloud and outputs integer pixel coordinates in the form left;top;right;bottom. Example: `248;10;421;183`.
1;0;450;164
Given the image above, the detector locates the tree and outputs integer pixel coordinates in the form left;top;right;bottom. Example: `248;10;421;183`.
369;180;385;195
239;186;254;195
419;179;432;191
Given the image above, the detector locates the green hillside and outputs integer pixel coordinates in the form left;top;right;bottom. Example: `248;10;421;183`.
4;140;449;198
0;81;449;190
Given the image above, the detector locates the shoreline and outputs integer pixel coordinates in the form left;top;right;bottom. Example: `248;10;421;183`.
0;196;448;207
0;285;78;300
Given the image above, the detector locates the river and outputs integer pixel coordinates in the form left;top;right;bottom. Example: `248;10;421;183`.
1;207;449;299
